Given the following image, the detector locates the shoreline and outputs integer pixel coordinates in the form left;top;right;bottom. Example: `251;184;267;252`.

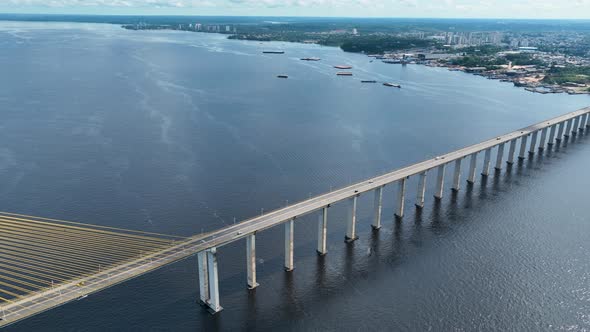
2;18;586;96
121;25;590;97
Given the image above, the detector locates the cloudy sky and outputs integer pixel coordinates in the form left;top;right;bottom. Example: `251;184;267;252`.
1;0;589;19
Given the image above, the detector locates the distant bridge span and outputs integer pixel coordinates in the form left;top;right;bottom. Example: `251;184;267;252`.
1;107;589;327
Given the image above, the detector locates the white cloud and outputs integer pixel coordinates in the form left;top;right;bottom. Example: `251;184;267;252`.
5;0;213;7
2;0;590;18
4;0;420;8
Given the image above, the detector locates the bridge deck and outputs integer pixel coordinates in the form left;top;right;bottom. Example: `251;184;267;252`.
1;107;588;326
178;107;590;252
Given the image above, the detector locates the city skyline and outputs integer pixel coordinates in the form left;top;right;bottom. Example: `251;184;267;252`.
1;0;590;19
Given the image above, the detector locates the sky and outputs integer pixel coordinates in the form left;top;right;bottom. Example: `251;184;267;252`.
1;0;590;19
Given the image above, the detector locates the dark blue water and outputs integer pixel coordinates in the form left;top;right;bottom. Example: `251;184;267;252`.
0;22;589;331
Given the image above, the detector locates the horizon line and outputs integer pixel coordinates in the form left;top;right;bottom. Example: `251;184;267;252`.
1;12;590;21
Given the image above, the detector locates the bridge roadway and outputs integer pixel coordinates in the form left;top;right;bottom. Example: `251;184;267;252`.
1;106;589;326
175;107;590;251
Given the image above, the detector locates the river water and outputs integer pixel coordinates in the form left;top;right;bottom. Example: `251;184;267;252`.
0;21;589;331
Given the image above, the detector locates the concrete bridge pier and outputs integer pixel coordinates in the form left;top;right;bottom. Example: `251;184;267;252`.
434;164;446;200
206;248;222;313
395;178;407;218
345;196;359;242
547;125;557;146
580;114;588;130
482;148;492;176
518;135;529;160
529;131;538;154
579;114;587;130
564;119;573;138
586;114;590;128
556;121;565;142
572;116;581;136
246;234;258;289
538;127;548;151
452;159;462;191
318;207;328;255
495;143;505;171
198;252;209;305
507;139;517;164
372;187;383;229
416;172;427;208
198;248;222;313
285;219;294;271
467;153;478;184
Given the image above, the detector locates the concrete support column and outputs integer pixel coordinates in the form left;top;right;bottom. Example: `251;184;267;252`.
372;187;383;230
581;114;589;130
246;234;258;289
538;127;548;151
452;159;462;191
507;139;517;164
317;207;328;255
206;247;222;313
564;119;573;138
548;125;557;146
585;114;590;128
495;143;505;170
345;196;359;242
395;178;407;218
482;148;492;176
467;153;478;184
556;121;565;141
529;131;538;154
197;251;209;305
416;172;427;208
434;164;446;200
570;117;577;134
284;219;294;271
573;116;581;135
518;135;529;160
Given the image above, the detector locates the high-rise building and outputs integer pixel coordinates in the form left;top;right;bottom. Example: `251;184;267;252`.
447;32;454;45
